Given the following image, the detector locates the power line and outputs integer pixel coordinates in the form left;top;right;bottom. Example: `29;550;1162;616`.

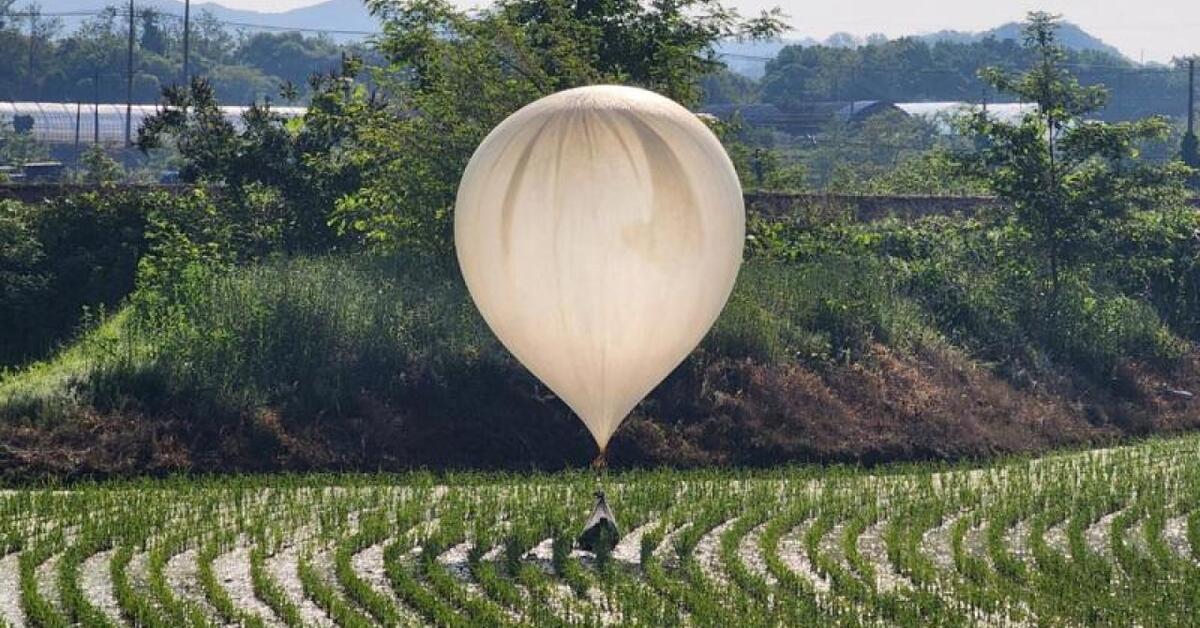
716;52;1188;74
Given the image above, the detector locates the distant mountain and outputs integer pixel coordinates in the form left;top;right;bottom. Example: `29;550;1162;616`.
42;5;1127;69
921;22;1125;59
42;0;379;40
717;21;1128;79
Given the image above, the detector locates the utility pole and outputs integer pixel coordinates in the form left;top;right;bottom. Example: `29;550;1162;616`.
182;0;191;86
1184;57;1199;178
1189;58;1196;139
126;0;135;146
27;10;35;99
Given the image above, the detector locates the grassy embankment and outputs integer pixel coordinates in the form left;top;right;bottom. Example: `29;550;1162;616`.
2;207;1198;476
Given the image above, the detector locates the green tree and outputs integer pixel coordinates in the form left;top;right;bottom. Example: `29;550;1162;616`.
0;115;49;166
963;12;1189;302
0;200;49;364
79;143;124;183
139;7;167;55
331;0;784;252
138;72;370;253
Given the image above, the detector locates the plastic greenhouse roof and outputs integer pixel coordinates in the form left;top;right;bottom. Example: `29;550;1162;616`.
0;102;306;146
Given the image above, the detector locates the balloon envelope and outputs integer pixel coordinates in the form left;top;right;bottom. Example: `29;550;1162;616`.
455;85;744;451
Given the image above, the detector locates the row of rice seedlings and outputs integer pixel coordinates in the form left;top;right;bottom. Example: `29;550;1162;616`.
333;506;421;626
18;524;67;627
381;504;467;627
56;520;118;628
148;523;214;626
301;489;384;628
848;497;962;626
298;550;375;627
719;507;772;603
758;503;836;622
669;500;760;624
419;497;515;627
16;491;118;628
197;528;265;628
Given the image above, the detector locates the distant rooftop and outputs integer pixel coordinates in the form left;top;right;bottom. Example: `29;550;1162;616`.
700;101;905;135
896;102;1040;132
701;100;1038;136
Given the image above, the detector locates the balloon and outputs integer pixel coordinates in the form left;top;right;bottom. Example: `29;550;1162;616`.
455;85;744;452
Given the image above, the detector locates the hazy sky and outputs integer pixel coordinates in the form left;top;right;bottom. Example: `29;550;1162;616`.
221;0;1198;63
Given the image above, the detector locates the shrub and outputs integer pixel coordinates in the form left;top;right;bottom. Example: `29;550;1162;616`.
705;257;927;365
0;194;148;367
1105;208;1200;341
1046;280;1186;375
0;201;50;365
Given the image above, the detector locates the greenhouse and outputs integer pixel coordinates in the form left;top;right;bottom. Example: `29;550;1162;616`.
0;101;306;146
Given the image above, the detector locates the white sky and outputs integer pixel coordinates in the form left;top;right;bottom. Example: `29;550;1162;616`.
219;0;1199;63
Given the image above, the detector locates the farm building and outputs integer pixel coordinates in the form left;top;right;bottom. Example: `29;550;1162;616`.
0;101;307;147
895;101;1040;133
701;100;903;136
701;100;1037;137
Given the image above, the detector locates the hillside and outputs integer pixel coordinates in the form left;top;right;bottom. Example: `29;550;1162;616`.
718;20;1129;78
922;21;1126;58
2;225;1198;477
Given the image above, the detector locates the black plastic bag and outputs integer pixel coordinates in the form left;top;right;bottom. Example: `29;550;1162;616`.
577;490;620;553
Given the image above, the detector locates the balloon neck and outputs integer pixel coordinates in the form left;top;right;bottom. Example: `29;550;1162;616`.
591;449;608;472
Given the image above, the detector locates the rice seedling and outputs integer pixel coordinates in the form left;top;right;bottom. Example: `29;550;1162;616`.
1;436;1200;626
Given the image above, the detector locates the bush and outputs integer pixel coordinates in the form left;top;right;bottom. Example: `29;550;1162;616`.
706;256;929;365
0;201;50;364
1106;208;1200;341
1046;280;1186;374
0;194;148;367
745;212;1191;380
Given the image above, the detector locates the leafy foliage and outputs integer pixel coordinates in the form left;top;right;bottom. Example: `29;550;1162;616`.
138;74;370;253
0;193;149;367
962;13;1190;305
0;200;49;363
329;0;784;252
0;115;49;167
79;143;123;184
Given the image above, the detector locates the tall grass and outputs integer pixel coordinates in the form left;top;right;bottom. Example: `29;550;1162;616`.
132;255;498;419
705;256;930;364
1;253;927;427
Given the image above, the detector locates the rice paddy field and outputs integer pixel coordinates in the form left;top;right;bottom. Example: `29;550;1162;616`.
3;435;1200;627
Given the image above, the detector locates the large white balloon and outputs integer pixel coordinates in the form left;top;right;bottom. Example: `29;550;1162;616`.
455;85;744;452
